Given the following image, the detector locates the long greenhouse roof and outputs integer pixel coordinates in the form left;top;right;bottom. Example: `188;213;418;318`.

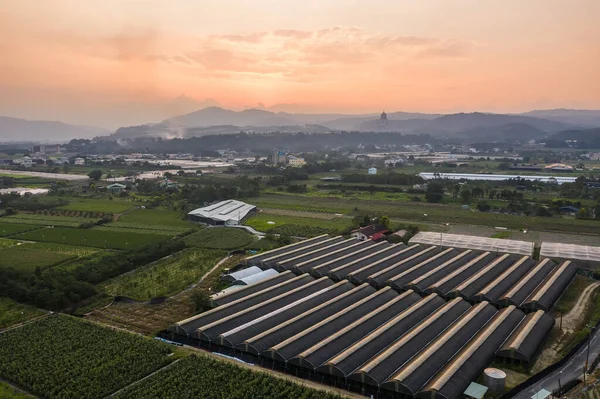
409;232;535;256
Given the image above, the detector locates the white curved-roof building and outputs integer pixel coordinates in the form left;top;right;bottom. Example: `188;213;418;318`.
188;200;256;225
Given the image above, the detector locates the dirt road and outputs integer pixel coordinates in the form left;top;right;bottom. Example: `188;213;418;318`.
560;282;600;333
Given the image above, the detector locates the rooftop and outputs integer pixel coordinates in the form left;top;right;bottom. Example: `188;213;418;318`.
188;200;256;223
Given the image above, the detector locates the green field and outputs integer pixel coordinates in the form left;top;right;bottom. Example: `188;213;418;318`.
184;228;256;249
0;315;173;399
0;382;32;398
0;243;75;272
0;222;42;237
0;298;46;329
57;198;137;213
17;227;169;249
100;249;225;300
93;225;185;236
117;208;192;228
114;355;345;399
0;213;98;227
244;213;353;235
249;194;600;234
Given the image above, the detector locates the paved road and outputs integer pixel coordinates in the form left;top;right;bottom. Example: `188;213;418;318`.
514;327;600;398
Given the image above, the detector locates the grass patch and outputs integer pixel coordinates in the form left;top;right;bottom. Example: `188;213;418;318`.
0;298;46;329
269;224;337;237
86;255;244;335
117;208;191;228
17;226;169;249
245;212;353;234
0;223;42;237
554;275;595;315
0;382;33;398
491;231;512;239
57;198;137;213
0;243;76;272
184;228;255;250
100;249;225;301
1;213;100;227
93;225;186;236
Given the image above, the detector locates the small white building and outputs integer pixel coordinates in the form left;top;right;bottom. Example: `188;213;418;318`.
14;156;33;167
368;167;378;175
74;158;85;166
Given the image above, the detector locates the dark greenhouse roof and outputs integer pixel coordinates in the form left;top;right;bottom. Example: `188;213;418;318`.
448;254;517;300
471;256;535;305
275;238;355;271
269;287;399;363
383;301;497;396
293;240;379;275
497;310;555;364
423;252;496;297
499;258;557;308
328;243;407;281
346;244;427;284
353;297;470;386
318;294;446;378
293;290;421;369
310;241;390;278
244;234;331;266
521;261;577;312
417;306;525;399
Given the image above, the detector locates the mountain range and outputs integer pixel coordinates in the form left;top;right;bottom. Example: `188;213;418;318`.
2;107;600;142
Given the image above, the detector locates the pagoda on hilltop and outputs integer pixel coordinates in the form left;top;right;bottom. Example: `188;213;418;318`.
378;110;388;129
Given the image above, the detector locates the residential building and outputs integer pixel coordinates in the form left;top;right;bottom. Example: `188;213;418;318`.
288;156;306;167
352;224;390;242
74;158;85;166
272;149;287;165
107;183;127;193
368;167;378;175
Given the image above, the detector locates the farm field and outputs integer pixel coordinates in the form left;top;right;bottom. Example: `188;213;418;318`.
0;222;42;237
184;228;256;249
244;212;353;235
113;355;346;399
116;208;192;228
1;213;101;227
56;198;137;213
0;315;173;399
0;298;46;329
248;194;600;234
87;255;244;335
93;225;186;236
16;227;168;249
0;382;32;399
100;249;225;300
0;243;75;272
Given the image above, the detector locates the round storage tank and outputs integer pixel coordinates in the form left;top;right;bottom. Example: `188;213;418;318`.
483;368;506;392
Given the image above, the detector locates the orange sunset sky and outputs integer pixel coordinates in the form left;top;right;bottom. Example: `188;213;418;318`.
1;0;599;128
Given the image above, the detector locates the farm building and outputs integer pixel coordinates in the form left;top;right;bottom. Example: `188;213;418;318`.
409;232;535;256
188;200;256;226
168;234;582;399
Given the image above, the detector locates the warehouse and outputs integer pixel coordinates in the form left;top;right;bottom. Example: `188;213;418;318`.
187;199;256;225
497;310;555;365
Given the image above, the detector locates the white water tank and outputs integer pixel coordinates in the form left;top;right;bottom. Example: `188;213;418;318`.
483;368;506;392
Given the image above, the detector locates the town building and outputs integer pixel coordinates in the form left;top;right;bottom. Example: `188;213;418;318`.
352;224;390;241
368;167;378;175
106;183;127;193
74;158;85;166
287;156;306;167
272;149;287;165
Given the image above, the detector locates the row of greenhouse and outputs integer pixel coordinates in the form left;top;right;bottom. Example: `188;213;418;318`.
169;275;554;398
241;235;576;312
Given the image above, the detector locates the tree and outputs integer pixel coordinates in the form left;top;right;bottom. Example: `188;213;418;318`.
472;187;484;199
87;170;102;181
426;181;444;203
577;208;589;219
4;207;17;215
460;189;472;204
380;215;390;228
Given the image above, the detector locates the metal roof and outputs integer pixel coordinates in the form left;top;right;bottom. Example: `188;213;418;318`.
235;269;279;285
223;266;262;283
464;382;488;399
541;242;600;266
188;200;256;223
410;232;534;256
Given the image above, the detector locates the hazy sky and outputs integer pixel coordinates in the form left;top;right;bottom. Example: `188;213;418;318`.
1;0;599;128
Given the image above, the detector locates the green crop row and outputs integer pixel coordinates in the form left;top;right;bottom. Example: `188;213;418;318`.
0;315;173;399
